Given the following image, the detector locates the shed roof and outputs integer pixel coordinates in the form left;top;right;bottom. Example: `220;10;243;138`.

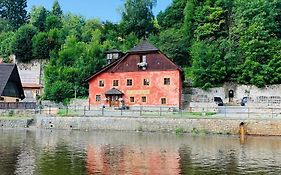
0;64;25;99
128;40;159;53
105;88;124;95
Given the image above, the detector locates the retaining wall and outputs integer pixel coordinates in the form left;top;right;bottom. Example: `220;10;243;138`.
36;116;281;136
0;119;32;128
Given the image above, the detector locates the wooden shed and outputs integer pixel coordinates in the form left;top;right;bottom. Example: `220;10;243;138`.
0;64;25;102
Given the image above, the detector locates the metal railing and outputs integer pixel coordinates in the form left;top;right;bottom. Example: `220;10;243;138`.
0;102;36;109
32;105;281;118
0;103;280;118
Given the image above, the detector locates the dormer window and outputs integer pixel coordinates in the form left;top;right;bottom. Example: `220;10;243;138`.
140;55;147;63
137;55;148;70
105;49;123;65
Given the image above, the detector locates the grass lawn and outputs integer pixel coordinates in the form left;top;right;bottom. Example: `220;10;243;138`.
57;108;84;116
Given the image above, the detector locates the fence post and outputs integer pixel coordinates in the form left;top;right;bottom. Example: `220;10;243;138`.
49;105;51;115
121;108;123;116
84;106;86;116
224;105;226;118
159;107;162;116
66;106;68;115
248;107;250;118
181;108;183;117
102;107;104;116
140;106;142;116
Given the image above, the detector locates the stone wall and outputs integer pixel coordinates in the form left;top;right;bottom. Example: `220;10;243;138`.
0;109;36;116
0;119;32;128
189;84;281;109
36;116;281;136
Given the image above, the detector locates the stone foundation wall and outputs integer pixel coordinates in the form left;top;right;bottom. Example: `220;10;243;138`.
189;84;281;110
0;119;31;128
0;109;36;116
36;116;281;136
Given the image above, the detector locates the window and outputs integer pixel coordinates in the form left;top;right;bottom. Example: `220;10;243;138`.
99;80;104;87
0;97;4;101
96;95;101;102
143;79;150;86
130;97;135;103
142;96;147;103
161;98;167;105
164;78;170;85
127;79;133;86
140;55;147;63
113;80;119;86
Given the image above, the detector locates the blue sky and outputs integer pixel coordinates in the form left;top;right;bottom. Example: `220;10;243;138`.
27;0;173;23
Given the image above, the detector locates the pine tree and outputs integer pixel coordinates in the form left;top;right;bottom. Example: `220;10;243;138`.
52;0;63;18
0;0;27;29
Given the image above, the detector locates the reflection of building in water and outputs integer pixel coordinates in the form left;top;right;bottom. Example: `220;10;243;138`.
14;131;36;175
14;147;36;175
86;144;180;175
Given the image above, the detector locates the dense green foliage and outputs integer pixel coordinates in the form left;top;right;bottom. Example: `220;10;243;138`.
181;0;281;88
120;0;157;38
0;0;280;102
12;24;38;62
0;0;27;29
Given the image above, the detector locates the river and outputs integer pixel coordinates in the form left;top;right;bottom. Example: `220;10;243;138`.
0;129;281;175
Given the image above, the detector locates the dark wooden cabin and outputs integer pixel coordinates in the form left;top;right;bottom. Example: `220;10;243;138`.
0;64;25;102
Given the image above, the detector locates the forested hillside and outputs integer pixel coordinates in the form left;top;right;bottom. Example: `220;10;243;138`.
0;0;280;103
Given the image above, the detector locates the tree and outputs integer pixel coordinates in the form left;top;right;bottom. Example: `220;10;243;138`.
29;6;48;31
81;19;103;43
232;0;281;86
45;14;62;31
0;31;14;62
183;0;235;87
62;13;85;40
47;28;65;54
157;0;186;30
12;24;38;62
149;28;189;66
120;0;157;38
183;0;196;43
191;41;226;89
32;32;50;60
51;0;63;18
0;18;12;32
44;33;106;103
0;0;27;29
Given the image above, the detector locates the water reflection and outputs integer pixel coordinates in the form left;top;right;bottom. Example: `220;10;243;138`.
0;129;281;175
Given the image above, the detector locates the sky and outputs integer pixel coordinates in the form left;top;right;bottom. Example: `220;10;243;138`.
26;0;173;23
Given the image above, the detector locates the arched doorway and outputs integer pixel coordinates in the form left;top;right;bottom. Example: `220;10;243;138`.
229;90;234;102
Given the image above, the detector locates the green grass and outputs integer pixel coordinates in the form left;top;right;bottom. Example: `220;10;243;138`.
141;110;217;117
181;112;217;116
57;108;84;117
175;127;184;134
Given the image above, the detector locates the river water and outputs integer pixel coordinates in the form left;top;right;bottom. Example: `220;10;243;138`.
0;129;281;175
